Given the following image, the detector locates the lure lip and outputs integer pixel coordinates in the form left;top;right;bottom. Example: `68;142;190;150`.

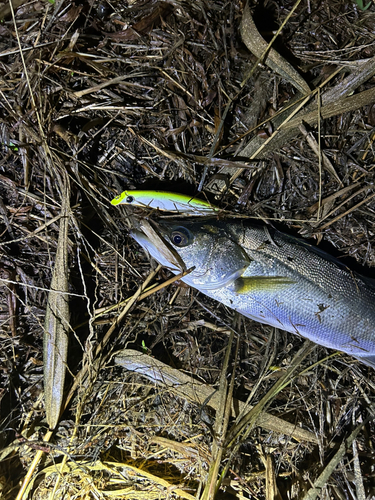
111;191;129;206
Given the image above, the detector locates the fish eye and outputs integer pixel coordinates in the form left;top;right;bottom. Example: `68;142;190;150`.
170;227;192;247
126;195;134;203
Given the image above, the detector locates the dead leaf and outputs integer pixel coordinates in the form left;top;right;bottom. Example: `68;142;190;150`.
44;190;70;430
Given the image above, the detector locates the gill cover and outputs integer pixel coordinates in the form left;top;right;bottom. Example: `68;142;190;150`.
200;237;250;289
167;225;251;290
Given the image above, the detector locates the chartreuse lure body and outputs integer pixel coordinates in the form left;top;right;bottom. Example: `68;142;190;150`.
111;190;218;214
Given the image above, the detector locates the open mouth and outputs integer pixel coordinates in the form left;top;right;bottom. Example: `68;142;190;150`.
130;227;182;273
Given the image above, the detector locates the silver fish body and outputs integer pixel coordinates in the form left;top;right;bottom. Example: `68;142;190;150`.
131;218;375;368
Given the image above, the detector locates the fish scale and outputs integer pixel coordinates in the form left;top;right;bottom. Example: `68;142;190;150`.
130;218;375;368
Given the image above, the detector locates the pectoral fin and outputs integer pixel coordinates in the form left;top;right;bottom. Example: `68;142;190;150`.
234;276;295;294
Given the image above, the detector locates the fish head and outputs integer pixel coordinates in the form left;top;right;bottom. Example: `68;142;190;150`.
131;218;250;290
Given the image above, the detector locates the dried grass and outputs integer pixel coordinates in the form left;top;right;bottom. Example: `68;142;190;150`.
0;0;375;499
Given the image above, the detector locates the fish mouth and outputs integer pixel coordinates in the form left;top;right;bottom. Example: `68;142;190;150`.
130;228;181;272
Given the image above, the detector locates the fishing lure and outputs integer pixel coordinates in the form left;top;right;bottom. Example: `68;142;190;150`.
111;190;218;214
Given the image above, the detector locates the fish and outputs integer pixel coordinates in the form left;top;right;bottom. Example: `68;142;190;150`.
130;217;375;368
111;190;218;214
